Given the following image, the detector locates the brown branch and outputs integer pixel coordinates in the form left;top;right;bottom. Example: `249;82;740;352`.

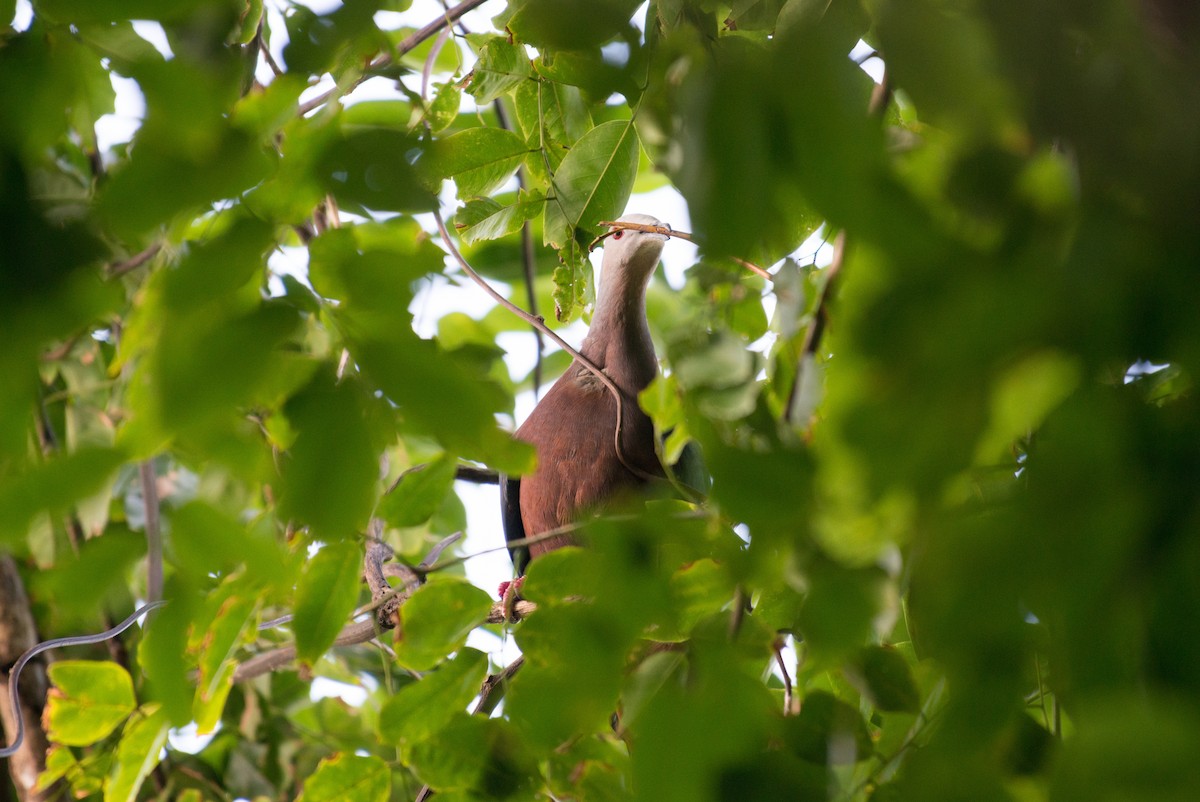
593;221;773;282
455;465;499;484
297;0;490;116
256;21;284;79
485;599;536;624
0;557;53;800
432;208;661;483
106;243;162;278
472;655;525;715
773;638;797;715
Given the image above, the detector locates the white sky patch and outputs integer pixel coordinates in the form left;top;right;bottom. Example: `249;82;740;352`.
96;75;146;153
310;676;370;706
10;0;32;30
850;39;885;83
168;721;218;755
130;20;173;58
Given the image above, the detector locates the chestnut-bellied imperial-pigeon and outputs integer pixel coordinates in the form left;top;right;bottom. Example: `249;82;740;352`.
501;213;686;578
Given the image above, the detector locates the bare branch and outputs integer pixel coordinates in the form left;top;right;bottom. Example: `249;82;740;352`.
106;243;162;278
297;0;490;116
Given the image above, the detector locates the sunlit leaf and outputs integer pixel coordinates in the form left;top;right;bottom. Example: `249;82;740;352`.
379;648;489;747
293;540;363;665
299;753;390;802
46;661;137;746
393;577;493;672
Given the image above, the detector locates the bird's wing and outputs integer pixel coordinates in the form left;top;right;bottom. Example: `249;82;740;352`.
499;474;530;576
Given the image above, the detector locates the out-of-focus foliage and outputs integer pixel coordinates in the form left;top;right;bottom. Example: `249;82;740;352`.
2;0;1198;799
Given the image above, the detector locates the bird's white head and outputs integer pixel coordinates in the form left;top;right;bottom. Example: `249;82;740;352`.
601;213;669;279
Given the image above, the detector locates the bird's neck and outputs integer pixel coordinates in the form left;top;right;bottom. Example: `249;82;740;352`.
580;259;656;393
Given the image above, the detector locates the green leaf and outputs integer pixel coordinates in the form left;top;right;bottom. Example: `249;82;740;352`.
0;447;124;544
453;193;544;245
393;577;493;672
318;128;436;214
797;565;885;662
427;80;462;133
845;645;921;714
463;36;531;104
378;648;489;747
514;78;591;156
543;119;640;249
783;691;872;765
279;373;380;540
507;0;641;50
407;715;536;796
104;706;169;802
46;661;137;746
419;127;530;198
379;455;458;528
193;586;258;733
299;753;390;802
138;580;198;726
293;540;363;665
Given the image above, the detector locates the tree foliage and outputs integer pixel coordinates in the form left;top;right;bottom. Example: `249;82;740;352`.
2;0;1199;800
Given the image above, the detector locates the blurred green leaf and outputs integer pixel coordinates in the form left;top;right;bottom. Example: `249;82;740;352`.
192;583;258;733
299;753;390;802
408;714;537;797
0;447;124;544
293;540;363;665
106;706;169;802
419;127;530;198
279;373;380;540
507;0;641;50
845;645;920;714
379;455;458;528
379;648;489;747
783;690;872;764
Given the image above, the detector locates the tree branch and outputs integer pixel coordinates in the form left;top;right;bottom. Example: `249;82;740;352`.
593;221;772;282
297;0;490;116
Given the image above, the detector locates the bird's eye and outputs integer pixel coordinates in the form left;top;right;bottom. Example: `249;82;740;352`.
611;230;624;240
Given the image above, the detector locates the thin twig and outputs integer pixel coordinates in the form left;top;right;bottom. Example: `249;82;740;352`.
106;243;162;278
432;208;660;483
257;21;284;78
773;639;797;715
593;221;773;282
297;0;490;115
472;655;525;715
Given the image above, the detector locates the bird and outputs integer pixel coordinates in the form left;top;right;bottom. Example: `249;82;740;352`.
500;213;670;583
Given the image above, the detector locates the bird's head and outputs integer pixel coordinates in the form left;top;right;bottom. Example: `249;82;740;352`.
601;213;669;280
